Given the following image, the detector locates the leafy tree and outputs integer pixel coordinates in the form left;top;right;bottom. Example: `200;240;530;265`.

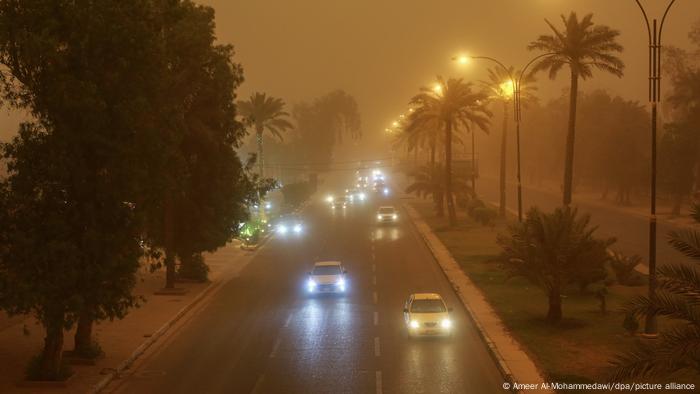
497;206;614;323
408;77;491;225
529;12;624;206
0;0;163;375
610;203;700;381
140;0;251;291
481;66;537;217
237;92;293;178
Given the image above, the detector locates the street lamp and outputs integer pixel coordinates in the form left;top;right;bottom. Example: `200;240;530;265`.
634;0;678;337
453;54;554;222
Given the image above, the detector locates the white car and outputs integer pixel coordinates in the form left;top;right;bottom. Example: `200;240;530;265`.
403;293;453;337
306;261;347;294
376;206;398;223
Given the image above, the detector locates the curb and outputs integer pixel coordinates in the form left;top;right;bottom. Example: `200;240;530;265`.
403;203;552;394
88;279;223;394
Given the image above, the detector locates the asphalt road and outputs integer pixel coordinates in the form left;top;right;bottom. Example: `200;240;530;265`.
106;186;505;393
477;176;692;269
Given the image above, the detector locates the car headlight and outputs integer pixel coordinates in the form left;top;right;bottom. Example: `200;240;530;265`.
377;214;382;220
293;224;302;233
383;188;389;195
441;318;452;329
392;214;397;220
326;196;334;203
277;225;288;234
409;320;420;329
307;278;317;291
336;277;345;287
359;193;366;200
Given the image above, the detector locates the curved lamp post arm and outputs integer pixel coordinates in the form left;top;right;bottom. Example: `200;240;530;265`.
468;56;516;120
515;52;557;121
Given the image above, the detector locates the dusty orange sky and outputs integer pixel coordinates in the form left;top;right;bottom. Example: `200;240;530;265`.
1;0;698;145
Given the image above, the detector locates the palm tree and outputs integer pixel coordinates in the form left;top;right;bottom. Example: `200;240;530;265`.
528;12;624;206
237;92;293;178
610;203;700;381
481;67;537;217
408;77;491;225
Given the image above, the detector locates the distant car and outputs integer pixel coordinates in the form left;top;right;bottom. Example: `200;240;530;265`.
332;198;348;210
307;261;347;293
376;206;398;223
346;188;367;202
403;293;453;337
275;214;303;235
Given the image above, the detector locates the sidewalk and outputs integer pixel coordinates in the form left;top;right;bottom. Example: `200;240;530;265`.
403;203;553;394
0;240;256;394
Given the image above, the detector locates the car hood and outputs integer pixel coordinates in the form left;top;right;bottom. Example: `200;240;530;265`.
310;274;342;285
408;312;448;323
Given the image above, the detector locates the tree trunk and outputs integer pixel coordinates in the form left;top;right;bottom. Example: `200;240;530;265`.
547;289;562;323
73;311;94;356
562;69;579;206
445;120;456;225
256;129;266;221
499;102;508;217
39;312;65;380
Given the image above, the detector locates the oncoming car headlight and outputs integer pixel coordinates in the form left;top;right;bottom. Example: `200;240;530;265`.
325;195;334;203
377;214;382;220
277;224;288;234
293;224;302;233
307;278;317;291
392;214;397;220
409;320;420;329
440;318;452;329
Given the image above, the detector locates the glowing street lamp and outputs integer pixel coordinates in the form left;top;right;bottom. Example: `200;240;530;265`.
432;83;443;95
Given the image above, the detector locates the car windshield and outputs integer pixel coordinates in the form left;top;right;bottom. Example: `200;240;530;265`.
411;299;446;313
313;265;341;275
379;207;394;214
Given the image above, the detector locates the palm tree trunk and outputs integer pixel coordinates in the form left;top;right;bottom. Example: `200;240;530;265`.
547;288;562;323
562;69;579;206
164;196;175;289
256;129;266;221
499;102;508;217
445;120;456;225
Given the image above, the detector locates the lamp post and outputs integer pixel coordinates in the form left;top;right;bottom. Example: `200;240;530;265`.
634;0;678;337
454;54;554;221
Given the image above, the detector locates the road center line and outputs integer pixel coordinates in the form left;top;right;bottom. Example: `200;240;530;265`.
373;291;378;304
374;337;381;357
374;311;379;326
372;275;377;286
372;252;375;260
372;263;376;272
269;337;281;358
376;371;383;394
284;312;293;328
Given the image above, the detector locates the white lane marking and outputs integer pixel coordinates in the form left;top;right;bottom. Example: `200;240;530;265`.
376;371;383;394
373;291;378;304
251;374;265;394
374;311;379;326
269;337;281;358
372;252;375;260
284;313;293;328
374;337;381;357
372;263;376;272
372;275;377;286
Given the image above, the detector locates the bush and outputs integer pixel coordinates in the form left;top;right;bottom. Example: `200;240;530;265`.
609;251;643;286
25;355;72;382
177;253;209;282
472;206;497;226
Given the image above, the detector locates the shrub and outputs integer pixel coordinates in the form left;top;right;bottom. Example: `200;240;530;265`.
609;251;643;285
472;206;497;226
